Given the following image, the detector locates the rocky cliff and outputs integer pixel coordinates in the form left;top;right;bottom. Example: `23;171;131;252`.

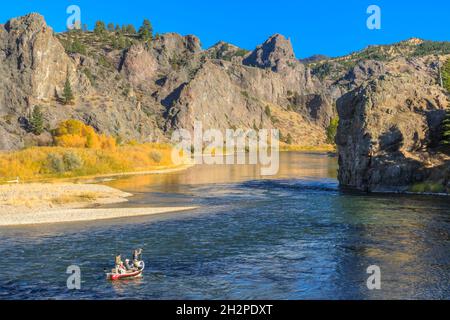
336;55;450;192
0;14;336;150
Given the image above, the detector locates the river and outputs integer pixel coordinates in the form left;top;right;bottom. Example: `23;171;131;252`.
0;152;449;299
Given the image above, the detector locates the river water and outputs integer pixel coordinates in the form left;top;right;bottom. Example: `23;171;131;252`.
0;152;449;300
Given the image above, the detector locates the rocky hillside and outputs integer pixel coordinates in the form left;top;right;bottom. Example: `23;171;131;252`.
0;13;336;150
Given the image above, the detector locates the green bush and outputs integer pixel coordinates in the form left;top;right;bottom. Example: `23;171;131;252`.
63;152;84;171
47;153;66;174
410;182;445;193
83;68;95;85
67;38;86;55
286;133;293;145
150;150;162;164
326;117;339;144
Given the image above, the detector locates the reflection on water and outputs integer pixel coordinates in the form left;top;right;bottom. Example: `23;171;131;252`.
0;152;449;300
105;152;338;193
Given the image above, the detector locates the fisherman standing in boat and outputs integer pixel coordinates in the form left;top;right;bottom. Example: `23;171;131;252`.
132;248;143;268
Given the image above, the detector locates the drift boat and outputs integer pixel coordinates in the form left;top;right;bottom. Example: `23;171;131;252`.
106;261;145;281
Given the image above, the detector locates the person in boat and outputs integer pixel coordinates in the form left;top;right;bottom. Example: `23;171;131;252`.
114;254;126;274
124;259;136;272
133;249;143;261
132;248;143;268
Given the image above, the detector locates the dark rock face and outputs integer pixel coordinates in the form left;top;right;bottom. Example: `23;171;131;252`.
336;57;449;192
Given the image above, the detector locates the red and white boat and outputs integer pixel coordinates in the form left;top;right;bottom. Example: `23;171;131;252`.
106;261;145;281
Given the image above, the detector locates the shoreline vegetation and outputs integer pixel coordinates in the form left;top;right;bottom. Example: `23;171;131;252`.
0;120;188;184
279;144;336;153
0;144;191;183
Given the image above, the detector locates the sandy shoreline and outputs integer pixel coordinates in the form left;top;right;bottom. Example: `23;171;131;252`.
0;182;197;227
0;207;197;226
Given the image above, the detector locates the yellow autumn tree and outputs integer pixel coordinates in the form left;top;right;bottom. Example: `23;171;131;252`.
53;120;116;150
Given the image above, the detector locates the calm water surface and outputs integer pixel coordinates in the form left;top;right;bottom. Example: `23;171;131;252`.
0;152;449;300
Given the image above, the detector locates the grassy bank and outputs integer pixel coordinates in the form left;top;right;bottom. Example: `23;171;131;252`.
0;143;178;183
409;182;447;194
280;144;336;153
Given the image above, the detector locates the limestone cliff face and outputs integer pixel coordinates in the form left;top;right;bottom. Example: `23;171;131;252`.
336;56;450;192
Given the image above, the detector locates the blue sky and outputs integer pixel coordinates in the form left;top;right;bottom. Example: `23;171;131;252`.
1;0;449;58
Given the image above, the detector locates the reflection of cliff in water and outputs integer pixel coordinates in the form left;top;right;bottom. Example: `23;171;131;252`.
105;152;338;193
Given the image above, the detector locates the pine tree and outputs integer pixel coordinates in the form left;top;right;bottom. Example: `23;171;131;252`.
127;25;136;34
286;133;293;145
122;24;136;35
30;106;44;135
107;23;115;32
441;109;450;145
443;58;450;93
63;71;74;105
94;21;106;35
138;19;153;42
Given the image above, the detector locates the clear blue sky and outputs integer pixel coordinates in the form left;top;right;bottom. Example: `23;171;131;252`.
1;0;449;58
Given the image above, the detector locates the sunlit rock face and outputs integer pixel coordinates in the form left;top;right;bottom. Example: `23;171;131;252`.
336;55;449;192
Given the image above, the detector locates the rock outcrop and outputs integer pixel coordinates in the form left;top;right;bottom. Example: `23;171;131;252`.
336;56;450;192
0;13;81;149
243;34;297;73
